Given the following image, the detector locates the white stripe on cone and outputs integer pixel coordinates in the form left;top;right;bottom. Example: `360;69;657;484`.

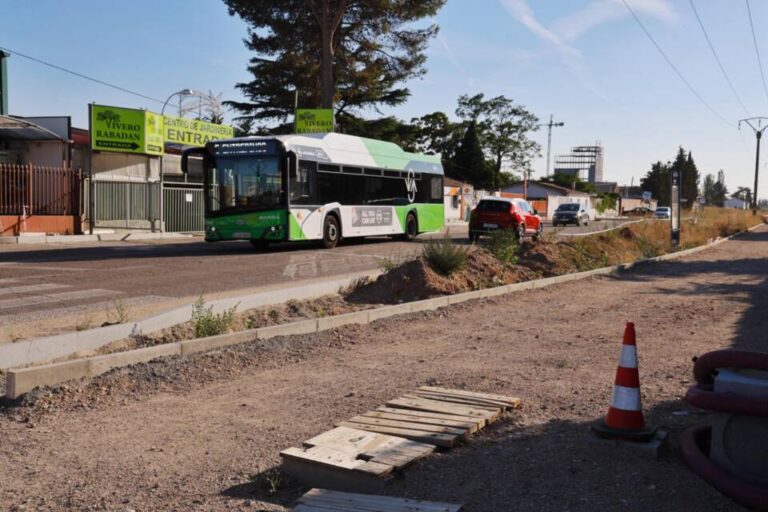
618;345;638;368
610;385;641;411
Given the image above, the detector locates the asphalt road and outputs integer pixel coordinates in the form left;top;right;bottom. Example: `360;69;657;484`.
0;219;631;330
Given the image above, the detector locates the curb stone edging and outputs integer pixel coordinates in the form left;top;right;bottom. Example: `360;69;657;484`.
0;232;195;245
0;270;383;370
4;223;764;400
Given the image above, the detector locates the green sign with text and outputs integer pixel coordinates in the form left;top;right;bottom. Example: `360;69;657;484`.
163;115;234;146
295;108;334;134
91;104;164;155
91;104;234;155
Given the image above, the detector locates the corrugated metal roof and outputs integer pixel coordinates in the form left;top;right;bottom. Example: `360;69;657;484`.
0;115;67;142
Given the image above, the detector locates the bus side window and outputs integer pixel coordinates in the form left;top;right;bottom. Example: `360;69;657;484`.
292;160;316;204
431;176;443;202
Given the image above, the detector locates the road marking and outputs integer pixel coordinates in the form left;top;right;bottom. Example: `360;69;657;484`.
0;294;170;324
0;283;71;296
0;263;88;272
0;289;120;311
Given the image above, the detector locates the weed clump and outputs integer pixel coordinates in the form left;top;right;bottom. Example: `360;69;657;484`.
483;229;520;265
423;237;468;275
191;295;238;338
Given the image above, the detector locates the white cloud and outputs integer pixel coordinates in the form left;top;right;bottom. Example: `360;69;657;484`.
552;0;676;42
437;34;476;87
499;0;581;58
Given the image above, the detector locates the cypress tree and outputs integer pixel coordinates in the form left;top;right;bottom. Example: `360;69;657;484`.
450;121;492;188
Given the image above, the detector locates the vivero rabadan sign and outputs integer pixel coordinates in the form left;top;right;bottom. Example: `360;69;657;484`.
295;108;334;134
90;104;233;156
90;105;163;155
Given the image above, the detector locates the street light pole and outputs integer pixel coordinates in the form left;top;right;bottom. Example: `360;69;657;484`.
158;89;199;232
542;115;564;178
739;117;768;215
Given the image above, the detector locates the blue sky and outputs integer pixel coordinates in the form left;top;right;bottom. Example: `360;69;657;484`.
2;0;767;197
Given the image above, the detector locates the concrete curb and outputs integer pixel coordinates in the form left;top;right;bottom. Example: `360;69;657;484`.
557;219;644;237
0;232;195;245
0;270;382;370
5;223;763;399
7;343;183;399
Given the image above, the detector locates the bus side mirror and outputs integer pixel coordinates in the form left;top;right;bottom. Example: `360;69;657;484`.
181;147;207;174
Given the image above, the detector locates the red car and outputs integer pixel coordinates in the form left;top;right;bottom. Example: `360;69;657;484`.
469;197;543;242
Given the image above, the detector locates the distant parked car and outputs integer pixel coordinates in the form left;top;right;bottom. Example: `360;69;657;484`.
625;206;654;217
469;197;542;242
653;206;672;219
552;203;589;226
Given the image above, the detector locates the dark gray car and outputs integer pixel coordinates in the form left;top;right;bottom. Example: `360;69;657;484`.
552;203;589;226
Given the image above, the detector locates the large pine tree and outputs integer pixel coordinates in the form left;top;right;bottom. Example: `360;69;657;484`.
223;0;445;127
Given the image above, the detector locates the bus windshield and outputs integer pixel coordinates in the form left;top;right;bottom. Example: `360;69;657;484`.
208;156;283;213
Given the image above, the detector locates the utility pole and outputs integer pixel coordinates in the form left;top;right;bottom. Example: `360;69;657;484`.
543;115;565;178
739;117;768;215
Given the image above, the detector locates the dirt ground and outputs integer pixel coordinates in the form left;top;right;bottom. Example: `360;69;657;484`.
1;227;766;511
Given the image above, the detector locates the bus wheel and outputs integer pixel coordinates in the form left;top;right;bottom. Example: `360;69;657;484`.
402;213;418;241
322;215;340;249
250;239;269;250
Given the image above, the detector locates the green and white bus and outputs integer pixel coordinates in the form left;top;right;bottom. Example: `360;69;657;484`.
181;133;445;248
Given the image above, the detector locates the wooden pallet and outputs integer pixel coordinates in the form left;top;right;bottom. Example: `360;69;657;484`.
281;387;521;492
340;387;521;448
281;427;435;493
293;488;463;512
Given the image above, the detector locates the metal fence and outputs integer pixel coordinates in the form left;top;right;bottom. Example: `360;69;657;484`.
91;179;204;232
0;164;82;215
92;180;159;229
164;184;204;232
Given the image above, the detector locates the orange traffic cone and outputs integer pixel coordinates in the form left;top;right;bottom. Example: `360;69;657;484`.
592;322;657;442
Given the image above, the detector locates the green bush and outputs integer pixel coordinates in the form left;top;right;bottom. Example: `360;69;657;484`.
484;229;520;265
191;295;238;338
423;237;468;275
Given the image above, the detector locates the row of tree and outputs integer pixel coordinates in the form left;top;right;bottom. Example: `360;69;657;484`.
640;147;757;208
224;0;542;190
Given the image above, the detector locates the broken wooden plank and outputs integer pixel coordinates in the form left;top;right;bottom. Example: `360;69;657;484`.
412;390;516;410
294;488;463;512
401;393;502;413
346;415;469;436
419;386;521;409
337;421;460;448
281;446;393;476
387;397;499;423
375;407;485;432
282;427;436;493
360;411;478;432
282;456;391;495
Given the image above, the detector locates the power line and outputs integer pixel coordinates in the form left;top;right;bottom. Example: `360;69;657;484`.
0;45;165;105
745;0;768;105
689;0;751;116
621;0;734;127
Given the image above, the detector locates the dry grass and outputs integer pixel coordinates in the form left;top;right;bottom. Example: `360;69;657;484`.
547;208;760;274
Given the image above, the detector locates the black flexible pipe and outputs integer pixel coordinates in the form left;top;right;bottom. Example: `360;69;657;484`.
681;425;768;511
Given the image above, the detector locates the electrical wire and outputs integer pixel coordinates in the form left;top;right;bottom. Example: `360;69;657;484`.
621;0;734;127
689;0;751;116
745;0;768;106
0;45;165;105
